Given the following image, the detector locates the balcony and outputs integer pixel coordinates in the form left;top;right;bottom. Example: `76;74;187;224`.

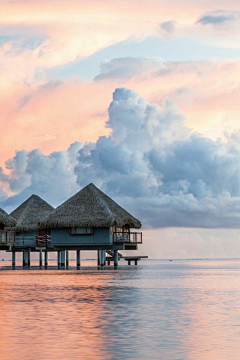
113;232;142;244
36;234;51;247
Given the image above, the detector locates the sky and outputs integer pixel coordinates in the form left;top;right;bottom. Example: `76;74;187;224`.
1;0;240;258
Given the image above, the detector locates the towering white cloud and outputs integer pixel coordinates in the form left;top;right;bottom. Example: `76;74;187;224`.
1;88;240;229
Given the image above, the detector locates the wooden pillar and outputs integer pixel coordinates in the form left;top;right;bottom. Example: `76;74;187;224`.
22;250;25;267
66;250;69;266
61;250;65;266
76;250;80;267
100;250;106;266
23;250;28;267
135;259;138;265
28;250;31;267
12;251;16;267
97;250;101;266
45;251;48;267
58;251;61;266
114;250;118;267
128;260;131;266
39;250;43;267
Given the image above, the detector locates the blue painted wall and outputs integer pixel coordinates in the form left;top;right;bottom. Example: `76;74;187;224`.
50;227;112;246
15;231;37;247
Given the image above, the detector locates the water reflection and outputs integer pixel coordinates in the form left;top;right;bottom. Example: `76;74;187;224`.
0;260;240;359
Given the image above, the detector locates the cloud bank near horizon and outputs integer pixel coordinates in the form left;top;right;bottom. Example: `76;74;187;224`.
1;88;240;229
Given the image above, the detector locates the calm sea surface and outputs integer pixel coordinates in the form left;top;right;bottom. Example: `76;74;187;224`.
1;259;240;359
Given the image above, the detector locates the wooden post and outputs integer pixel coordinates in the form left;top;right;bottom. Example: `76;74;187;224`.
114;250;118;267
28;250;31;267
135;259;138;265
97;250;100;266
45;251;48;267
22;250;25;267
100;250;106;266
128;260;131;266
66;250;69;266
58;251;61;266
12;251;16;267
39;250;43;267
61;250;65;266
23;250;28;267
76;250;80;267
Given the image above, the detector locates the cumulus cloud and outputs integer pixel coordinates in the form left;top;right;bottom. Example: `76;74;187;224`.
2;88;240;229
0;143;84;211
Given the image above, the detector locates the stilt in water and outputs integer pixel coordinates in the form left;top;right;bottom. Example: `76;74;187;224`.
100;250;106;266
114;250;118;267
28;249;31;267
12;251;16;267
61;250;65;266
23;250;28;267
76;250;80;267
58;251;61;267
97;250;101;266
45;251;48;268
39;250;43;267
66;250;69;267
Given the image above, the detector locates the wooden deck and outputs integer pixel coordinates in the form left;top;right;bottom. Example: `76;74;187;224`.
106;255;148;265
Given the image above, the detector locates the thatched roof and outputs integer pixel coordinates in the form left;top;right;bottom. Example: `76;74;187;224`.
40;183;141;229
0;208;16;227
9;194;54;232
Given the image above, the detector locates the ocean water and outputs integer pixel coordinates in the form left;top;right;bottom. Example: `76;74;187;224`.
0;259;240;359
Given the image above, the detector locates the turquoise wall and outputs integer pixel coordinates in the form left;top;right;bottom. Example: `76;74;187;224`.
15;231;37;247
50;227;112;246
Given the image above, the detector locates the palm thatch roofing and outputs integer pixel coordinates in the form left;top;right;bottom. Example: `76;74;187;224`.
0;208;16;227
8;194;54;232
40;183;141;229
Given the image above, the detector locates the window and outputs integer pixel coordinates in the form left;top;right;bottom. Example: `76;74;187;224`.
69;227;94;235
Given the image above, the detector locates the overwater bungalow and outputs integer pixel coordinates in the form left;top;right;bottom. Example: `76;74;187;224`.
0;208;16;244
9;194;54;248
39;183;142;266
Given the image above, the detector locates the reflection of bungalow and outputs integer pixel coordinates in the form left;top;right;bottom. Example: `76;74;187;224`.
0;208;16;244
40;183;142;266
9;194;54;249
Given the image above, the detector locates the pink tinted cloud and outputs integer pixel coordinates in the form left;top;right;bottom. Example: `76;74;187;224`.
1;0;240;168
1;58;240;168
0;0;239;81
0;80;112;167
94;58;240;137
